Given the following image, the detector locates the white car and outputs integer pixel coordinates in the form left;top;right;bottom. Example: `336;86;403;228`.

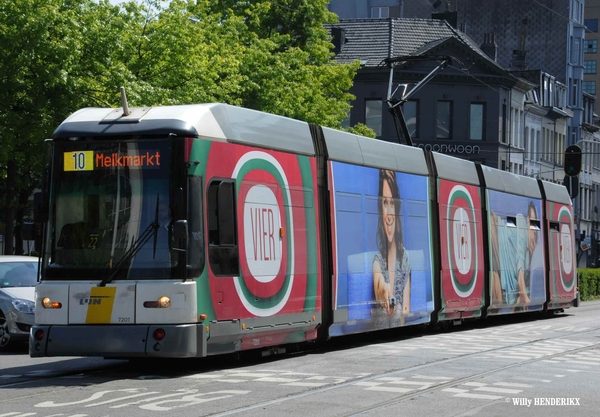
0;255;38;350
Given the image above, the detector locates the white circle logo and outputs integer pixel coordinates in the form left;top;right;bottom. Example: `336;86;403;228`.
452;207;472;275
560;223;573;275
243;185;283;283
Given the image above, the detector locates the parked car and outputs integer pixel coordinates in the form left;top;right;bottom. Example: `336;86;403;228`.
0;255;39;350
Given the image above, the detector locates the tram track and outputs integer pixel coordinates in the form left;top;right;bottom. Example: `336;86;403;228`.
1;310;599;416
208;323;600;417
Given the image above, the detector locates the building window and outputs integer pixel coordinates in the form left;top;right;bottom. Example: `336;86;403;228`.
583;81;596;95
584;60;597;74
572;79;579;107
403;100;418;138
207;179;239;276
585;19;599;32
501;103;507;144
436;101;452;139
572;37;581;65
365;99;382;137
371;7;389;18
469;103;484;140
585;39;598;53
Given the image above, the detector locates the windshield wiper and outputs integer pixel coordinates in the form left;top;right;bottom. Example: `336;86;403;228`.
98;195;161;287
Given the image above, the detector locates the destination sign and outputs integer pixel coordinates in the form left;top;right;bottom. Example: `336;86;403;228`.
64;151;161;171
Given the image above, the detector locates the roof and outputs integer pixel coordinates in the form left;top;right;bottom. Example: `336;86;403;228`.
52;103;315;156
327;18;506;72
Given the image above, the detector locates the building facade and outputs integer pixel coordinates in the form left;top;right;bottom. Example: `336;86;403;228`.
327;1;600;266
584;0;600;97
328;18;536;170
329;0;585;145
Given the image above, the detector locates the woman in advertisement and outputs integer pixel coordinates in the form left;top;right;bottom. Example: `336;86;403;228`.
373;169;411;326
490;201;539;308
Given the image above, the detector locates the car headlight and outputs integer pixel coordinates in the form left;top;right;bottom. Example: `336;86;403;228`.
12;299;35;314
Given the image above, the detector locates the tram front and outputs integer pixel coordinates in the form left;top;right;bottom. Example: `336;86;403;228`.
30;106;207;358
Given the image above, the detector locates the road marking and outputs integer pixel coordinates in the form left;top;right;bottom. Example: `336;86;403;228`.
224;372;276;378
386;381;434;386
138;390;250;411
442;388;469;394
555;358;600;365
363;386;413;393
253;377;302;383
453;393;504;400
36;389;141;407
216;379;247;383
110;390;199;409
513;377;551;383
493;382;532;388
85;391;160;407
282;382;329;387
354;382;381;387
474;387;522;394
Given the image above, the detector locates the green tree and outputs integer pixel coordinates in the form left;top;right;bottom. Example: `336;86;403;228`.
0;0;133;253
0;0;360;253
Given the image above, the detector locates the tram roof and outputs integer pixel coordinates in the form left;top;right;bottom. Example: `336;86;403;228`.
539;180;572;205
52;103;316;156
479;164;542;199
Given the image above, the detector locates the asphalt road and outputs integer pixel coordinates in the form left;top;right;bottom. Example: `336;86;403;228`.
1;301;600;417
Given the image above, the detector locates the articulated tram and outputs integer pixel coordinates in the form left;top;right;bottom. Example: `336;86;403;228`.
29;103;577;358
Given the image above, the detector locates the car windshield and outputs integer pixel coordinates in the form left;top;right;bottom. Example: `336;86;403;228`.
0;261;39;288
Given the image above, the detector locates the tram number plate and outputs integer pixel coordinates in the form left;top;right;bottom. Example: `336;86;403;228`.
118;317;131;323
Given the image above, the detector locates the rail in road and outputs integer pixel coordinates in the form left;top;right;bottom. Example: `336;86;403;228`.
1;304;599;416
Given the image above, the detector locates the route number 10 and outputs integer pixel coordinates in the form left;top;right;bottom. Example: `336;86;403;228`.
72;152;86;170
64;150;93;172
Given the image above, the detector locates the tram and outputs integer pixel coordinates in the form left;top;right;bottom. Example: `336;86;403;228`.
29;101;577;358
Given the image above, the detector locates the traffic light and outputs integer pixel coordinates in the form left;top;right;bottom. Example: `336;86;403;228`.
564;144;582;177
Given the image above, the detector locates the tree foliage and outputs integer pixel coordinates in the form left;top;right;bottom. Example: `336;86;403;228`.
0;0;360;253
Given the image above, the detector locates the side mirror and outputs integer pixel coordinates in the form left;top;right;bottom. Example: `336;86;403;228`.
172;219;188;250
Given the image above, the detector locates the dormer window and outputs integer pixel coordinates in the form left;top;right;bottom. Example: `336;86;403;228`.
371;7;389;18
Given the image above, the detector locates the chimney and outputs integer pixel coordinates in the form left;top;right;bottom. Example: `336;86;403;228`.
432;11;458;29
331;27;346;54
480;33;497;61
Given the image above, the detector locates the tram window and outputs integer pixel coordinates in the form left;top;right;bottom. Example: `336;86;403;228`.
207;179;239;276
187;176;205;276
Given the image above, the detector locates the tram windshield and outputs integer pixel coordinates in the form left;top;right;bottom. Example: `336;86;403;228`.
44;140;175;280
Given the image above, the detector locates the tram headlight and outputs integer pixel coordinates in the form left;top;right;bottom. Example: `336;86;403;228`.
41;297;62;309
143;296;171;308
158;296;170;308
